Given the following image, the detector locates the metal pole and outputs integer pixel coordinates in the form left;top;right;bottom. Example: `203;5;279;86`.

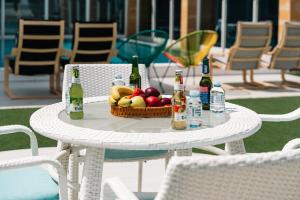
136;0;140;32
44;0;49;20
169;0;174;39
252;0;259;22
1;0;5;65
86;0;90;21
125;0;128;35
151;0;156;30
196;0;202;30
221;0;227;52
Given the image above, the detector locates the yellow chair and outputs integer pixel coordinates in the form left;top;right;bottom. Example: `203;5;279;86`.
163;30;217;87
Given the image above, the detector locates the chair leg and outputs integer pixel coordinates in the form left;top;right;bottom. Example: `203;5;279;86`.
56;73;62;93
3;58;17;99
242;69;247;83
209;58;214;81
152;65;165;93
185;67;191;89
137;161;143;192
50;75;55;94
281;69;286;83
250;69;254;83
192;67;196;86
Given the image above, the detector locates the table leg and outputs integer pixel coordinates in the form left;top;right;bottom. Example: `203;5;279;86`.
68;150;79;200
80;147;105;200
176;149;192;156
225;140;246;154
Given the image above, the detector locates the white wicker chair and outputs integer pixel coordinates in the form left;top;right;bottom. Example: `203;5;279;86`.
103;140;300;200
0;125;68;200
61;64;171;195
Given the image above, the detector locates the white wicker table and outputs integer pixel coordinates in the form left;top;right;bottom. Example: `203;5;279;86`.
30;96;262;200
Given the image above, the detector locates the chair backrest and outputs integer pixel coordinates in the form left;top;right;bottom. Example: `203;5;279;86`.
269;21;300;70
62;64;150;102
155;149;300;200
117;30;169;67
164;30;218;67
69;22;117;64
14;19;64;75
228;21;272;70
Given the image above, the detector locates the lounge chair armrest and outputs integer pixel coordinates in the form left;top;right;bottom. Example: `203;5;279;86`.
259;108;300;122
111;48;119;57
0;125;38;156
11;48;18;56
60;48;71;57
0;156;68;200
194;146;229;155
102;177;139;200
282;139;300;151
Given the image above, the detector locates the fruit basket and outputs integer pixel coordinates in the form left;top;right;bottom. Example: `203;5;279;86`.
109;86;172;118
111;106;171;118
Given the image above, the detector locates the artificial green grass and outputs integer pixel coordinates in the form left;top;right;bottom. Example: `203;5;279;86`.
0;96;300;152
0;108;56;151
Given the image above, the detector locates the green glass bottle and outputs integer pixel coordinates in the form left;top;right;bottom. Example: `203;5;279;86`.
129;55;141;89
199;57;212;110
69;66;84;120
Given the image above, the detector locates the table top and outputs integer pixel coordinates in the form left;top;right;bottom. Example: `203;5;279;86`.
30;96;262;150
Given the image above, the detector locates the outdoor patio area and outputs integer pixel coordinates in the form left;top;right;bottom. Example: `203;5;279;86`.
1;0;300;200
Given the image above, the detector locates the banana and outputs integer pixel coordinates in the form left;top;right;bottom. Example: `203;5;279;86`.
108;96;117;106
117;96;132;107
111;86;134;100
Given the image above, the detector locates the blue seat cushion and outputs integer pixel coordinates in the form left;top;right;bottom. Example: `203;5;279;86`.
0;166;59;200
105;149;168;161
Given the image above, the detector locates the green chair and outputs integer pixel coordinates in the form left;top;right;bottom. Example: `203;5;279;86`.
117;30;169;90
163;30;218;87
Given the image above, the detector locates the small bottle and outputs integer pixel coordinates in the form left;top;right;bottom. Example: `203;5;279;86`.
129;55;141;89
112;73;126;86
210;81;225;113
69;66;84;120
65;83;71;115
199;57;212;110
171;70;187;130
187;90;202;129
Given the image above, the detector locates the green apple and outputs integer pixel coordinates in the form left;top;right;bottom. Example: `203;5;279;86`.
130;96;146;107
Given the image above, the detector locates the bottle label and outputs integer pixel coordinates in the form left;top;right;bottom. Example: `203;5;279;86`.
200;86;210;104
211;93;225;104
70;97;83;112
174;83;183;91
173;98;186;122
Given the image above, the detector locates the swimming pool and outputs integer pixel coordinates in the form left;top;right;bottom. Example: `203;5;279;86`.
0;39;170;67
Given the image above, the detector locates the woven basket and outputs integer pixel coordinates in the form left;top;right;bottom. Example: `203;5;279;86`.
111;106;172;118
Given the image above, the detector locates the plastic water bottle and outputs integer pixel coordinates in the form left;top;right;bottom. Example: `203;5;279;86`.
187;90;202;128
112;73;126;86
210;81;225;113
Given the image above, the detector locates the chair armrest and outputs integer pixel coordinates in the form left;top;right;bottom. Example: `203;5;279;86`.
0;156;68;200
195;146;229;155
0;125;38;156
102;177;139;200
259;108;300;122
282;139;300;151
11;48;18;56
60;48;71;57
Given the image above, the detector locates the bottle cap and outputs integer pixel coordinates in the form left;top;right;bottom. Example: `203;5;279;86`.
189;90;200;97
214;81;221;87
115;73;123;79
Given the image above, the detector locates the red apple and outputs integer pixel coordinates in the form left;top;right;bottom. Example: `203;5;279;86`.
146;96;162;107
145;87;160;97
161;97;171;106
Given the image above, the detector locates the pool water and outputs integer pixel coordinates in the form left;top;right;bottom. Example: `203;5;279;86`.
0;39;169;67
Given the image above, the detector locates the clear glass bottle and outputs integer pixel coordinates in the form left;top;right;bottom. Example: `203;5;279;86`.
112;73;126;86
171;70;187;130
129;55;141;89
210;81;225;113
69;66;84;120
187;90;202;128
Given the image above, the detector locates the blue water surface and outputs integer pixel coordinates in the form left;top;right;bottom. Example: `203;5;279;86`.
0;39;169;67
